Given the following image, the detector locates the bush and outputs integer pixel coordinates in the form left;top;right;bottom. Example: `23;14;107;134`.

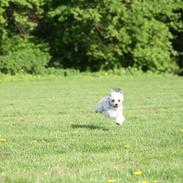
43;0;182;72
0;36;50;74
0;0;182;74
0;0;45;46
0;0;50;74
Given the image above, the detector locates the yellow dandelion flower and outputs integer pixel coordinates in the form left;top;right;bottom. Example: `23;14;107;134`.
133;170;142;176
107;179;114;183
124;144;130;149
0;137;6;143
142;180;148;183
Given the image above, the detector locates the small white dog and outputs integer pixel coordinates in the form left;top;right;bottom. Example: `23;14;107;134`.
96;88;125;125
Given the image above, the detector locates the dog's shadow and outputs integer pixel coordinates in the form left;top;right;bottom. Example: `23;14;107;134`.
71;124;109;131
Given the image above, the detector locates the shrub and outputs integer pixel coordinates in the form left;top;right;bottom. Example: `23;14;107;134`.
43;0;182;72
0;36;50;74
0;0;182;73
0;0;45;47
0;0;50;74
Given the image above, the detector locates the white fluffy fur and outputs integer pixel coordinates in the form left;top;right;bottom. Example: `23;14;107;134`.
96;89;125;125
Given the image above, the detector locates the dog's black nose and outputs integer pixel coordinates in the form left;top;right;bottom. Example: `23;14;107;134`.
114;104;118;107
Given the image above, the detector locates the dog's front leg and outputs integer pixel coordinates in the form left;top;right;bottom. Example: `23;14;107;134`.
96;103;104;113
116;114;125;125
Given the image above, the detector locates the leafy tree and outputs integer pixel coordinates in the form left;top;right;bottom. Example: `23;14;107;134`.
0;0;50;74
0;0;182;73
42;0;182;72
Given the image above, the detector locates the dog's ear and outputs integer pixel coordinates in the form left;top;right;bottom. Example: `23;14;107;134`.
110;88;123;94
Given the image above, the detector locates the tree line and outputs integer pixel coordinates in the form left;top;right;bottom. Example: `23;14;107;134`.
0;0;182;74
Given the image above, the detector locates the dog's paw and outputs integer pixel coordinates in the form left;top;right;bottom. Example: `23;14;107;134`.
116;115;125;125
95;109;101;113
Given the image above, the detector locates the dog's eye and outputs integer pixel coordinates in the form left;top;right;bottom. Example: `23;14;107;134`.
112;99;115;103
118;99;121;102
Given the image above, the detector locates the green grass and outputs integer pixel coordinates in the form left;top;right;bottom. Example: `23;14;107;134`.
0;74;183;183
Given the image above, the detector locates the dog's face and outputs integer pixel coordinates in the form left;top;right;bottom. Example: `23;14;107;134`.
109;89;123;109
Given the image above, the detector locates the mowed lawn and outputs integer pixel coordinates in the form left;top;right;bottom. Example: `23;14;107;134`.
0;75;183;183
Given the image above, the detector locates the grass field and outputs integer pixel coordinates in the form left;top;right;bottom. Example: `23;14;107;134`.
0;74;183;183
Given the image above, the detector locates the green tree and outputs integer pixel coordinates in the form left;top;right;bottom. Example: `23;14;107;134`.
43;0;182;72
0;0;182;74
0;0;50;74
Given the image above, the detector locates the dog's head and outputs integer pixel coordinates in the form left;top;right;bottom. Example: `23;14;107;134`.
109;88;123;109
